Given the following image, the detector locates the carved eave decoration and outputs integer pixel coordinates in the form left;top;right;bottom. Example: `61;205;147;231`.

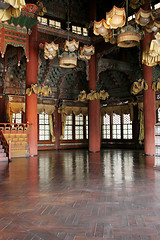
0;4;40;61
131;79;148;95
26;84;52;97
129;0;145;9
0;0;26;22
152;78;160;91
142;32;160;67
8;4;39;30
78;90;109;102
106;6;126;29
36;1;47;17
149;32;160;57
0;22;29;60
142;50;160;66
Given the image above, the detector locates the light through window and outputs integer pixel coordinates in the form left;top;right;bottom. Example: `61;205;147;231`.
37;16;47;25
75;114;84;139
49;20;61;29
12;112;22;123
64;115;73;140
158;107;160;122
72;25;82;35
102;113;110;139
39;112;50;141
123;114;132;139
86;115;88;139
112;113;121;139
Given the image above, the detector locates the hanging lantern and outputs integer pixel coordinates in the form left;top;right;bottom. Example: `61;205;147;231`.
79;45;95;60
64;39;79;52
145;20;160;33
117;25;141;48
106;6;126;29
44;42;59;60
135;8;155;26
59;52;77;68
93;19;110;36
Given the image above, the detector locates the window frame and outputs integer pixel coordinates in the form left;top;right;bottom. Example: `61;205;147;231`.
39;112;51;141
75;114;84;140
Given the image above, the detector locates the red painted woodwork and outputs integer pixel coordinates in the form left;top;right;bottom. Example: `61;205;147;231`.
26;25;38;156
142;33;156;156
54;107;61;150
0;95;6;122
0;24;29;60
88;55;101;152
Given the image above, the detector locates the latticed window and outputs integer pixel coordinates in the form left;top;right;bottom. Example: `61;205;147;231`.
39;112;50;141
49;20;61;28
123;114;132;139
83;28;88;36
86;115;88;139
112;113;121;139
64;115;73;140
37;16;47;25
72;25;82;34
102;114;110;139
75;114;84;139
158;107;160;122
12;112;22;123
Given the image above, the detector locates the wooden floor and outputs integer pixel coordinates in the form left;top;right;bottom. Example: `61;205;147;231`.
0;149;160;240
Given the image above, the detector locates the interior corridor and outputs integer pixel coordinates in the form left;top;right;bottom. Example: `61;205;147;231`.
0;149;160;240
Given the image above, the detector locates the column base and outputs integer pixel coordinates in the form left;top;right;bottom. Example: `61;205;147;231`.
89;150;100;153
144;154;155;156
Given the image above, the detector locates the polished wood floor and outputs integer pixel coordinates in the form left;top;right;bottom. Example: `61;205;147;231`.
0;149;160;240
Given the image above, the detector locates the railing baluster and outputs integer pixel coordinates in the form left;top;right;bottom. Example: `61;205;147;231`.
0;123;31;161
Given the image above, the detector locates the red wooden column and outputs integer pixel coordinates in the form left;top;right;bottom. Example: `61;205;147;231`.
0;95;5;122
26;25;38;156
142;33;156;155
88;55;101;152
54;107;62;150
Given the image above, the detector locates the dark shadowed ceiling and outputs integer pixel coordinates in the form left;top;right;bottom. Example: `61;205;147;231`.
28;0;160;25
1;0;160;103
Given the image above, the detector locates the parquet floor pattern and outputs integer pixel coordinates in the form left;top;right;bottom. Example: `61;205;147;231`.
0;149;160;240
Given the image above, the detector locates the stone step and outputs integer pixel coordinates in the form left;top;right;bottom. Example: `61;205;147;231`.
0;152;6;157
11;142;28;146
11;149;29;154
11;152;29;158
0;148;4;153
3;133;29;159
0;156;8;162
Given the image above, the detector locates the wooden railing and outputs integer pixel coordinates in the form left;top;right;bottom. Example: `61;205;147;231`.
0;123;32;133
0;129;11;160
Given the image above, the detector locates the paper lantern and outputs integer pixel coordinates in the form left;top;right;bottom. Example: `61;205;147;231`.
106;6;126;29
93;19;110;36
64;39;79;52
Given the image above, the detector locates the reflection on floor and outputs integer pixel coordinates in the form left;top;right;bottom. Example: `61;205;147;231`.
0;149;159;240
